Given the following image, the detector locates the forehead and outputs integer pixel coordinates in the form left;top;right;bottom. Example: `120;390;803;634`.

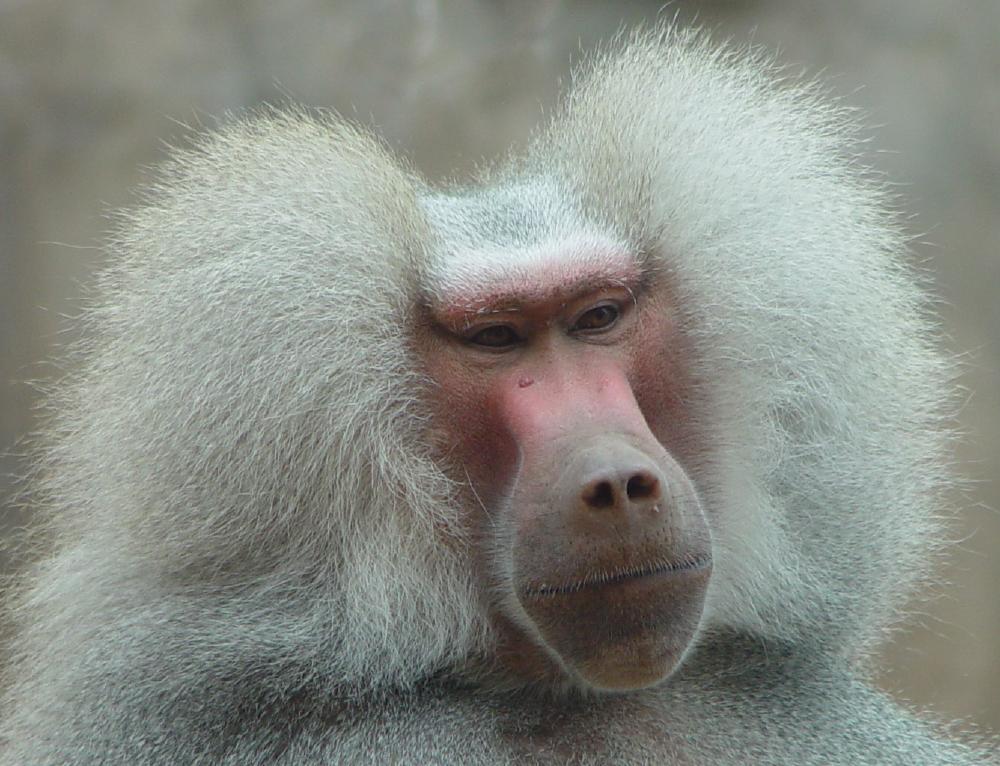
420;182;641;308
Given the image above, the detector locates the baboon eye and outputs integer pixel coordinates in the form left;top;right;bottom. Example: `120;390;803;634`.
572;304;620;333
468;324;521;348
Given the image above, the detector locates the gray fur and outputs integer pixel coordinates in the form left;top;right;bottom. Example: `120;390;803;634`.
1;26;994;765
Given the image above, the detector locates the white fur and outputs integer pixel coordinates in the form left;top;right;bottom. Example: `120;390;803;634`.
0;27;978;765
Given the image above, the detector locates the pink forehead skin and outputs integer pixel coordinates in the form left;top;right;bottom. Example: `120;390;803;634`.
434;250;642;321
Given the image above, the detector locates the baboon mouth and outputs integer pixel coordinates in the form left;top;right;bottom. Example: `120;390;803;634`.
522;554;711;598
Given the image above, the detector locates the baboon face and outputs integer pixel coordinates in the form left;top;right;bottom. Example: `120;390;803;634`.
420;240;712;691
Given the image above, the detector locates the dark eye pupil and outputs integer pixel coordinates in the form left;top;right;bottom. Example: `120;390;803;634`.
470;325;518;347
576;305;619;331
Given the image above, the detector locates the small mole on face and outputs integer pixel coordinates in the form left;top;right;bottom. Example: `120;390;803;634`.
518;377;534;389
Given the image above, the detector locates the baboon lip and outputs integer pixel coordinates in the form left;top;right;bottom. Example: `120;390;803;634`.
521;554;711;598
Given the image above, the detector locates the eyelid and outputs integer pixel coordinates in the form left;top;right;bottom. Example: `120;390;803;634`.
463;321;524;349
569;300;623;333
461;319;518;336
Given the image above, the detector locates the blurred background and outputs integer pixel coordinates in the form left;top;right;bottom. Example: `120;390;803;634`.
1;0;997;732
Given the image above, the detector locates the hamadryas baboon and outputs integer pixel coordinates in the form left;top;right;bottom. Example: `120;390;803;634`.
1;26;995;766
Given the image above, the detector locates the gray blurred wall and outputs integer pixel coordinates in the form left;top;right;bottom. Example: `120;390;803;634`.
1;0;997;731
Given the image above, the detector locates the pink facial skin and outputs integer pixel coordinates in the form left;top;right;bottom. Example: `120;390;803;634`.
419;257;712;691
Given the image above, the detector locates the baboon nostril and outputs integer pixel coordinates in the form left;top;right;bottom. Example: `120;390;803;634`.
582;471;660;510
582;480;616;509
626;472;659;501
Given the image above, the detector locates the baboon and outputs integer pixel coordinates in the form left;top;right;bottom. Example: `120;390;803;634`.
1;26;995;765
